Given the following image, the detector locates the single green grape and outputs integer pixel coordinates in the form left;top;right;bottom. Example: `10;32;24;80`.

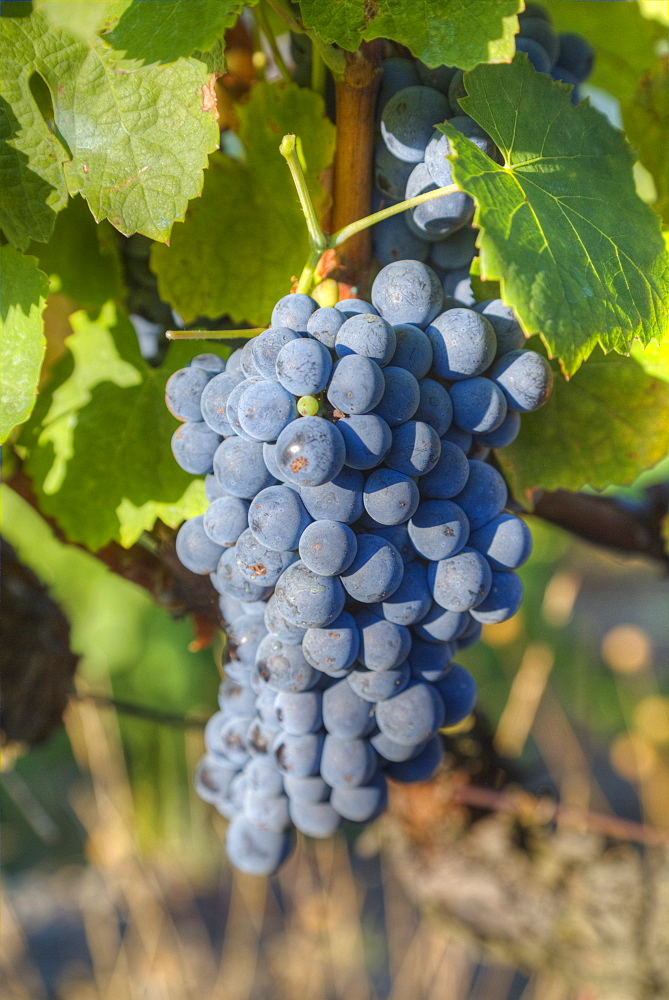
297;395;320;417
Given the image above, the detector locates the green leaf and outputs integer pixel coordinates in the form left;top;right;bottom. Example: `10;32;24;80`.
542;0;665;105
623;58;669;224
630;334;669;384
440;55;669;374
30;195;123;312
21;300;215;550
151;81;336;326
105;0;247;66
34;1;128;41
497;351;669;499
0;245;48;442
299;0;521;70
0;11;220;248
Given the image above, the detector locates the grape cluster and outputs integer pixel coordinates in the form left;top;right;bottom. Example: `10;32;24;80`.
373;2;594;275
166;257;553;876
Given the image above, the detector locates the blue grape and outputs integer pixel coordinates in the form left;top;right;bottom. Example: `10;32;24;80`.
219;594;244;626
275;416;346;487
356;608;412;671
226;348;244;372
519;15;559;64
385;420;441;476
244;758;284;797
204;496;249;548
489;350;554;413
551;65;581;105
274;690;323;735
243;791;291;833
261;441;287;481
247;716;281;759
337;413;392;470
176;515;225;575
274;732;324;777
323;677;375;739
428;547;493;612
373;366;420;427
235;529;296;586
416;60;457;92
418;441;470;499
556;32;594;82
405;161;472;241
380;86;450;163
452;459;508;529
228;616;268;669
249;485;311;551
283;773;330;803
320;735;377;788
372;260;443;328
165;366;211;422
408;500;469;560
299;466;364;522
306;306;344;350
327;355;385;414
335;313;397;367
469;513;532;571
239;340;260;378
386;736;443;782
255;634;316;692
370;731;424;762
408;638;453;683
273;560;345;628
190;353;226;375
441;424;473;453
298;519;357;576
441;267;475;307
200;370;245;434
374;524;417;565
213;437;276;499
373;213;430;267
455;615;483;651
171;422;220;475
264;595;307;645
447;69;466;114
475;410;521;448
204;474;229;502
194;755;237;804
375;681;445;746
212;548;272;603
435;664;477;725
426;308;496;379
334;298;378;318
276;338;333;396
377;57;421;120
516;37;552;74
238;379;297;442
449;377;508;434
289;799;342;838
341;534;404;603
225;815;294;876
430;226;478;271
254;684;278;723
251;327;300;379
348;661;411;702
391;324;433;379
414;377;453;436
271;293;318;332
363;468;419;525
374;141;416;201
412;603;469;643
216;716;253;767
301;611;360;674
331;773;388;822
474;299;525;356
218;677;257;719
469;570;523;624
373;560;432;626
425;116;498;187
225;375;263;439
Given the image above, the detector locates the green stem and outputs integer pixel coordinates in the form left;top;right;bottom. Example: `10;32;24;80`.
310;45;326;95
329;184;460;249
264;0;301;32
296;247;323;294
279;134;328;252
166;329;265;340
264;0;346;80
257;2;292;84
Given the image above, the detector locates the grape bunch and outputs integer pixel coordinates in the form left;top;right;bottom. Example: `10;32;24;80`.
166;257;553;876
373;1;594;275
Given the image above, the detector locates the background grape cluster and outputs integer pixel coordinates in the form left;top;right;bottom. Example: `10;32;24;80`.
166;252;553;876
372;1;595;279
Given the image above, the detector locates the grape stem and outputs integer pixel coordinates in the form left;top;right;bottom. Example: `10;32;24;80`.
257;1;292;85
263;0;346;78
166;329;265;340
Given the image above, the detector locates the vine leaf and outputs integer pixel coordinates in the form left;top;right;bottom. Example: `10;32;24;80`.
151;81;336;326
497;350;669;500
104;0;248;66
21;301;212;550
299;0;521;70
0;246;48;443
440;55;669;375
33;1;127;40
624;57;669;225
0;10;220;248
